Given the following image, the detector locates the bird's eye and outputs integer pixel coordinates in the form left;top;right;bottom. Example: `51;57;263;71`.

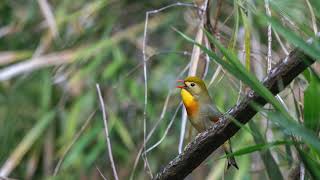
190;83;195;87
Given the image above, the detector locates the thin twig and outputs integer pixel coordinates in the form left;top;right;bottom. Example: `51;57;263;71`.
178;109;188;154
290;85;303;123
274;31;289;55
202;36;211;78
264;0;276;160
130;146;144;180
305;0;318;35
177;0;209;154
208;66;222;87
265;0;272;73
141;2;198;177
37;0;59;38
144;103;182;154
53;110;96;175
96;84;119;180
276;95;289;111
95;165;108;180
142;8;151;178
124;50;191;78
212;0;223;36
130;63;190;179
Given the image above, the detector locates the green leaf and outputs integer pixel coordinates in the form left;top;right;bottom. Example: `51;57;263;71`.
112;113;135;150
63;125;101;169
269;112;320;154
40;72;51;111
220;140;291;158
240;9;251;71
0;112;55;176
175;28;320;153
304;73;320;133
65;92;94;143
85;135;106;167
102;47;125;80
297;146;320;179
257;7;320;61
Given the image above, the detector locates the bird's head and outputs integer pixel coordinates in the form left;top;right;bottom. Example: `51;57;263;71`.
176;76;209;98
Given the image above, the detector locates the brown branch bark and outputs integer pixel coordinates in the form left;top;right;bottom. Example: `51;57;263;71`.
154;48;315;179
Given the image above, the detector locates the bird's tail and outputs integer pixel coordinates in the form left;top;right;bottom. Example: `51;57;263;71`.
223;141;239;170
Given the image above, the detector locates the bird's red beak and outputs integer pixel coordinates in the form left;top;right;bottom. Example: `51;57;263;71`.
176;79;185;89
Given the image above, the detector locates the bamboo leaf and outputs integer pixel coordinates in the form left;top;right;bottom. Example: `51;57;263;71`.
175;28;320;153
268;112;320;154
240;9;251;71
304;72;320;133
257;8;320;61
220;140;291;158
297;146;320;179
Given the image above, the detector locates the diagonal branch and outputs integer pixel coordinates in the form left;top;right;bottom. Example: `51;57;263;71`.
154;47;315;179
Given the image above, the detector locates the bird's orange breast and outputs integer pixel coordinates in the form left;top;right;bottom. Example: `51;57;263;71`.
180;89;199;117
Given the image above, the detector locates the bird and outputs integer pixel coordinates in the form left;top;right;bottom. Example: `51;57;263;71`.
177;76;238;169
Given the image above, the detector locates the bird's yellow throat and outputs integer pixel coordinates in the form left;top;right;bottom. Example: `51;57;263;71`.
180;89;199;117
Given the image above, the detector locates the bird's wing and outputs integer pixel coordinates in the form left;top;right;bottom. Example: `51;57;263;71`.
206;103;223;123
197;103;223;131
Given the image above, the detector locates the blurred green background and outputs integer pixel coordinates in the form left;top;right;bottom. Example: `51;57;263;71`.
0;0;320;179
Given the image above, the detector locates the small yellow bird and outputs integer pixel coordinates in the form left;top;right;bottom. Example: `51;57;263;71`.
177;76;238;169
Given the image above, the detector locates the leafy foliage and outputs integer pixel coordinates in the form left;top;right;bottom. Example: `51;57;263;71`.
0;0;319;179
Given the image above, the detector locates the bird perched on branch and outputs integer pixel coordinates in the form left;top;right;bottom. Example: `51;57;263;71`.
177;76;238;169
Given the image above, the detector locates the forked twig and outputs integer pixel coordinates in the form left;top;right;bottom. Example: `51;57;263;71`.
141;2;198;177
144;103;182;154
130;63;190;179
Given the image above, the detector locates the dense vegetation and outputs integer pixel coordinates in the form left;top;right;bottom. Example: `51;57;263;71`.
0;0;319;179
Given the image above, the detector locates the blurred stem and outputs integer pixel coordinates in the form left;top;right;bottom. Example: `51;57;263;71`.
43;127;54;176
